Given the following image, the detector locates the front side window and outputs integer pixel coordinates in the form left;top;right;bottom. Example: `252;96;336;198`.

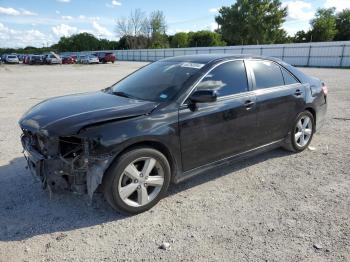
111;61;203;102
249;60;284;89
196;60;248;97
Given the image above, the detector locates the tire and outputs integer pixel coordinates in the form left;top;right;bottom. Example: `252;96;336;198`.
283;111;315;152
102;147;171;215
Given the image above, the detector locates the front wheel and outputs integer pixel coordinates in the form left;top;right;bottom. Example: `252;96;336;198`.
103;147;171;214
284;111;315;152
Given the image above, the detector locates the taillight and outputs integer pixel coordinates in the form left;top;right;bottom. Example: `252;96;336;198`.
322;82;328;96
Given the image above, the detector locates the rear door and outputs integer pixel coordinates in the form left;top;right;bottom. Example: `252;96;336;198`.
246;59;305;145
178;60;258;171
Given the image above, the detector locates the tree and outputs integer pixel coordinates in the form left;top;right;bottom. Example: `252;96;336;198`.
115;9;169;49
310;8;337;42
117;35;148;49
149;10;167;35
149;32;169;48
115;9;149;49
293;30;312;43
170;32;189;48
188;31;226;47
215;0;287;45
148;10;169;48
335;9;350;41
274;29;292;43
54;33;118;52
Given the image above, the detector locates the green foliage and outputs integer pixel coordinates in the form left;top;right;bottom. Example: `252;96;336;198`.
170;32;189;48
310;8;337;42
149;10;167;34
54;33;120;52
335;9;350;40
56;33;101;52
293;30;312;43
149;32;169;49
0;46;54;55
148;11;169;48
117;35;149;49
188;31;226;47
216;0;287;45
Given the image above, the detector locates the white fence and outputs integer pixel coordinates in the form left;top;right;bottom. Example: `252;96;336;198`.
65;41;350;67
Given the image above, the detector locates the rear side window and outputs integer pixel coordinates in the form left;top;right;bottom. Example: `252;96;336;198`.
281;67;299;85
249;60;284;89
196;60;248;97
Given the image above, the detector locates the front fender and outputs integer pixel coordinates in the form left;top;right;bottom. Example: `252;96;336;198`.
78;108;182;177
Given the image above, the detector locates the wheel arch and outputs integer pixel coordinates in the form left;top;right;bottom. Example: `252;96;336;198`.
304;107;316;129
107;140;178;182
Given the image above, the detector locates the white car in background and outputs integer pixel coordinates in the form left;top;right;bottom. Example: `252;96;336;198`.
80;54;99;64
5;55;19;64
46;53;62;64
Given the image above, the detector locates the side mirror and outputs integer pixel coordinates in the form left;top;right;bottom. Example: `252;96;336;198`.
189;89;217;103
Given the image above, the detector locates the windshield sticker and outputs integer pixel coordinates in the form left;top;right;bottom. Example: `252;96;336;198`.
160;94;168;99
181;62;205;69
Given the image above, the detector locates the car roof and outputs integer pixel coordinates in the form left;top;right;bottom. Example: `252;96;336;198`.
161;53;311;84
160;54;282;64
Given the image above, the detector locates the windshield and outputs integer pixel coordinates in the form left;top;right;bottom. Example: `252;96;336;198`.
8;55;17;59
111;61;204;102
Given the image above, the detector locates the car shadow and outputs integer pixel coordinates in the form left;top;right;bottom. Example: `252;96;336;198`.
0;157;126;242
0;148;290;241
167;148;291;196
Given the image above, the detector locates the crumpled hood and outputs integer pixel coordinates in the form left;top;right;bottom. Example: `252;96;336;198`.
19;91;158;136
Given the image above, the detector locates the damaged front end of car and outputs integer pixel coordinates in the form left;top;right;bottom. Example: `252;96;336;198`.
18;90;159;199
21;130;114;198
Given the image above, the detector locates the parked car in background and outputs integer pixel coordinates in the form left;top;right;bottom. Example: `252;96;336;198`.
76;55;85;64
80;54;99;64
29;55;45;65
70;55;77;63
17;54;25;62
4;54;19;64
19;54;327;214
23;55;31;64
94;52;116;63
62;56;76;64
46;53;62;64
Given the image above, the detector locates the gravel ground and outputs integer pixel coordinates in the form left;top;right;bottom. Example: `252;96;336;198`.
0;62;349;262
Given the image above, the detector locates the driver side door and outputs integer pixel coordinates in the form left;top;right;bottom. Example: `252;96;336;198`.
178;60;258;171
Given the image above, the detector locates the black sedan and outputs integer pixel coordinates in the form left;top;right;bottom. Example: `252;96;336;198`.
19;54;327;214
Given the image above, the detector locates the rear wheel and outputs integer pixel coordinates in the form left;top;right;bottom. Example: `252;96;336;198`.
103;147;171;214
284;111;315;152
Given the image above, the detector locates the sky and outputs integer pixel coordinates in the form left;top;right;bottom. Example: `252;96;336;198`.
0;0;349;48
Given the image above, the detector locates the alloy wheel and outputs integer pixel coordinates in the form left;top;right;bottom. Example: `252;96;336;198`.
118;157;164;207
294;115;313;147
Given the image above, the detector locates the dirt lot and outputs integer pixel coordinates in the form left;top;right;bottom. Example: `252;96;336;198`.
0;62;349;262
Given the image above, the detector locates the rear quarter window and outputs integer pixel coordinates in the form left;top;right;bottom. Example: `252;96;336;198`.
281;67;299;85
